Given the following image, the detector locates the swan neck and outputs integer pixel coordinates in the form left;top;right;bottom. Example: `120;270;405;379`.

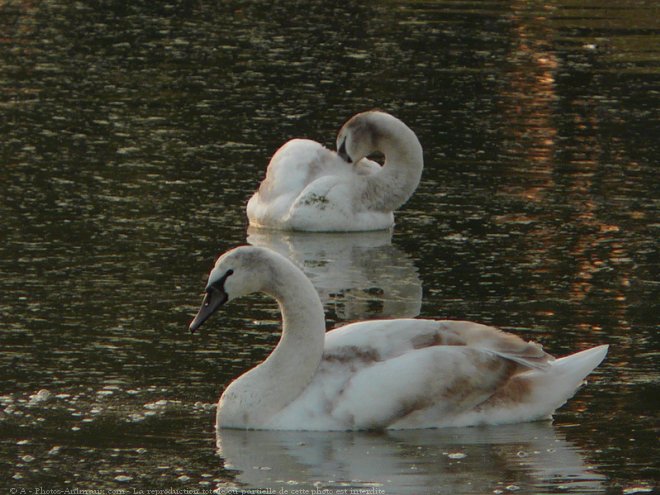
257;261;326;409
365;124;423;212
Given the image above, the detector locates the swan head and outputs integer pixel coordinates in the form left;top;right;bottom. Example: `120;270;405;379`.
189;246;277;333
336;110;402;164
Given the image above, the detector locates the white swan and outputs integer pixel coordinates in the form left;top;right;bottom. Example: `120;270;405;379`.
189;246;608;431
246;111;423;232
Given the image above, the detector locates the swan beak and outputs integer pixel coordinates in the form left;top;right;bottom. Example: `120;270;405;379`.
189;288;228;334
337;140;352;163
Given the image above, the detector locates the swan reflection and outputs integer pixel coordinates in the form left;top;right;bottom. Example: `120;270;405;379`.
247;227;422;320
217;423;605;494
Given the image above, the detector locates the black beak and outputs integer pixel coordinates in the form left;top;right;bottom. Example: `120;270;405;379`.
337;139;352;163
189;287;228;334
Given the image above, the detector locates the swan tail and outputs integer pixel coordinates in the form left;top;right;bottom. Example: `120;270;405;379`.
470;345;608;426
546;344;609;384
518;344;609;417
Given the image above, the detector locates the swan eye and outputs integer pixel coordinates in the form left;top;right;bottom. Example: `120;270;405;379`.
208;268;234;295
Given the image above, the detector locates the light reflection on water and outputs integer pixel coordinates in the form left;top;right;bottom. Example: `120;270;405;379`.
0;0;658;492
217;423;606;494
247;228;422;320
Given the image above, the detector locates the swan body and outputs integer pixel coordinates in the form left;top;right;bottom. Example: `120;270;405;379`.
190;246;608;431
246;111;423;232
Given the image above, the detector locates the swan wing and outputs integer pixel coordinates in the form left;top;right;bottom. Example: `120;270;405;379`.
264;320;554;430
267;342;525;430
321;343;607;430
247;140;350;227
256;139;344;199
286;174;394;232
266;321;606;430
324;319;552;370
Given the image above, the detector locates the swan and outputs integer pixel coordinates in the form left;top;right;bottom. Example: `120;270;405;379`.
246;111;423;232
189;246;608;431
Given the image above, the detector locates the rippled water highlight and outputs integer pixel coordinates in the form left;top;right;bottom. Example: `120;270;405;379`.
1;0;658;493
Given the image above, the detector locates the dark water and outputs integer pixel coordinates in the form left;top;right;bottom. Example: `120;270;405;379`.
1;0;658;493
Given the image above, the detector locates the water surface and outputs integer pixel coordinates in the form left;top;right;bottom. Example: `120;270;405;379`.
1;0;658;493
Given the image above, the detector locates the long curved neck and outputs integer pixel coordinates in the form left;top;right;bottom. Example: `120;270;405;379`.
363;123;423;212
237;259;325;424
264;263;326;380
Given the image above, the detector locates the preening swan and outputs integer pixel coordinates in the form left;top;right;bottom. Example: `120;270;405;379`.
246;111;423;232
190;246;608;431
